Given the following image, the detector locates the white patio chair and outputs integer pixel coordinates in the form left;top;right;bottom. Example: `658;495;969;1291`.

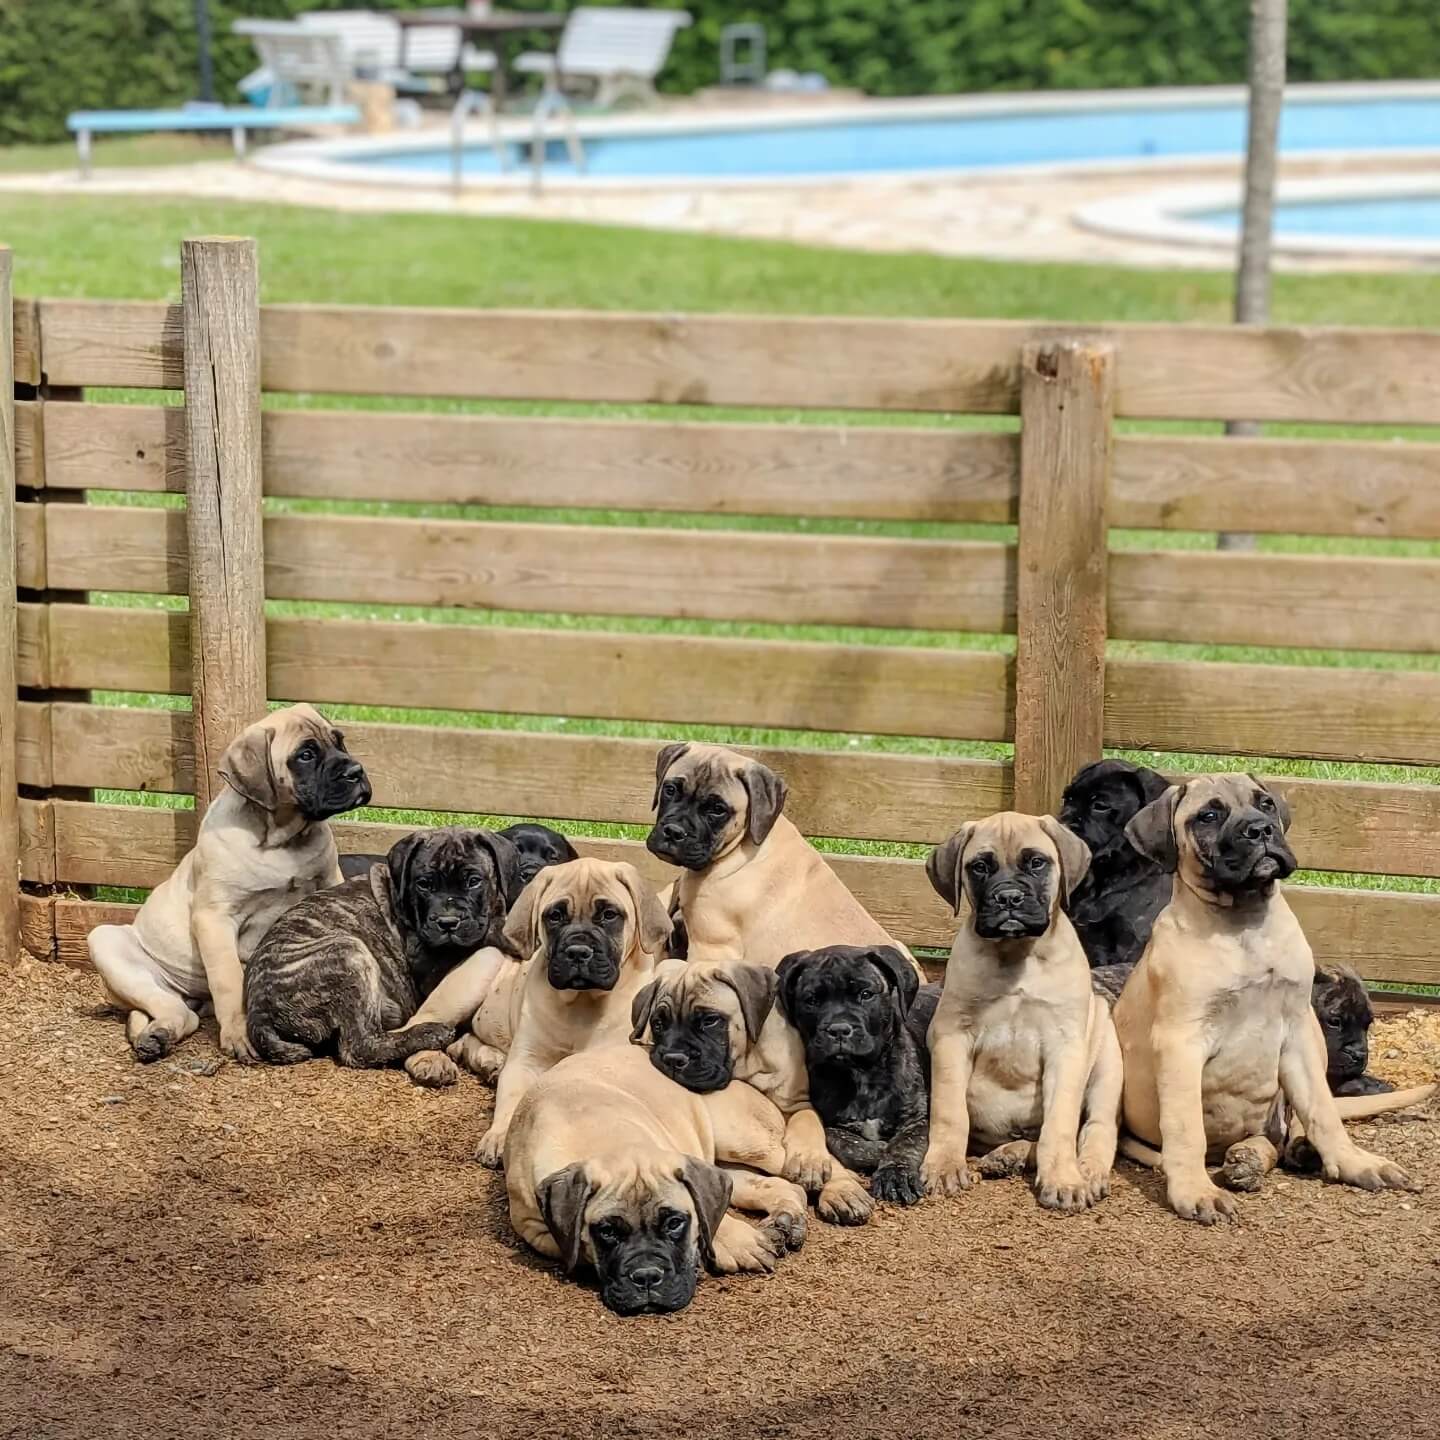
297;11;494;90
514;7;691;108
234;20;351;108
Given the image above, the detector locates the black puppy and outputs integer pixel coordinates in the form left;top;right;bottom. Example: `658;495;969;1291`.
1058;758;1171;968
339;821;577;889
1314;962;1395;1097
245;827;522;1067
776;944;933;1206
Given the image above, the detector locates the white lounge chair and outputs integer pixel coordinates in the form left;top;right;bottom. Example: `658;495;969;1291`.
233;20;351;108
296;10;495;91
514;7;691;108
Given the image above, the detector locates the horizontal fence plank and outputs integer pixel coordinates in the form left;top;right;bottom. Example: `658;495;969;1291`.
41;401;185;494
33;701;1010;843
1105;658;1440;765
14;399;41;489
37;303;1440;422
13;297;39;386
46;504;1012;633
42;604;1012;741
15;701;51;790
15;502;42;589
1113;434;1440;540
1266;776;1440;881
17;604;47;689
25;801;1440;982
18;797;54;885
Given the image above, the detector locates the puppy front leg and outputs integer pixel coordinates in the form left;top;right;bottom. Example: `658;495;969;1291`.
780;1106;833;1193
1280;1011;1417;1194
191;908;256;1063
1153;1028;1234;1224
871;1113;928;1208
1077;1014;1122;1203
1035;1030;1091;1213
401;948;509;1089
476;1053;542;1169
722;1169;808;1256
922;1029;975;1197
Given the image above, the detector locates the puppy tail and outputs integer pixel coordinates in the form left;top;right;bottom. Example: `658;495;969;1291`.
1333;1082;1436;1120
1118;1134;1163;1170
248;1022;316;1066
336;1020;458;1069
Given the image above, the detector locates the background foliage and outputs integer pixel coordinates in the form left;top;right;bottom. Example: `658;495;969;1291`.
1;0;1437;145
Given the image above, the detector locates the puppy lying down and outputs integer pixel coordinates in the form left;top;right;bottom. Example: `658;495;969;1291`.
505;1044;807;1315
244;827;519;1068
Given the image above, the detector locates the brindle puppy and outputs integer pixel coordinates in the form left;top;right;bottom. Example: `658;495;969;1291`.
244;827;520;1068
1313;962;1394;1098
1058;758;1171;969
776;945;934;1206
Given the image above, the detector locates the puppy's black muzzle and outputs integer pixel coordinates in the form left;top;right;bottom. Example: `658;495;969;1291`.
1210;811;1297;894
972;873;1050;941
304;756;372;822
418;907;485;951
805;1004;885;1064
648;1028;733;1094
645;807;719;871
600;1245;698;1316
546;924;621;990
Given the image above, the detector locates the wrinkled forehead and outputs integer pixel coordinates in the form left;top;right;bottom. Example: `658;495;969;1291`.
1176;774;1264;820
666;747;744;799
676;964;740;1016
591;1162;690;1224
969;813;1055;864
264;704;336;752
552;860;635;918
425;831;493;877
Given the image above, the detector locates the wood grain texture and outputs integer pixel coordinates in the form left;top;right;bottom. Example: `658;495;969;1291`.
34;701;1010;842
19;893;57;962
14;501;43;590
26;801;1440;982
41;401;186;494
17;797;55;885
12;296;39;386
13;399;41;490
0;252;17;960
16;603;48;689
1013;341;1114;814
45;504;1013;633
35;302;1440;421
182;238;268;816
15;700;51;790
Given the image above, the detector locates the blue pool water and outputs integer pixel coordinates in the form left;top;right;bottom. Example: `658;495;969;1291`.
350;95;1440;179
1193;195;1440;240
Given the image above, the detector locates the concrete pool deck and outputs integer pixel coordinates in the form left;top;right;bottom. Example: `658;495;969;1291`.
2;102;1435;272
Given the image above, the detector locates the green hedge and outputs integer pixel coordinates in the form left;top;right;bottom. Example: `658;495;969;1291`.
2;0;1437;146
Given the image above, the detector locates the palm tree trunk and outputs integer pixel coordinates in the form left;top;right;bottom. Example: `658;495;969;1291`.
1220;0;1287;552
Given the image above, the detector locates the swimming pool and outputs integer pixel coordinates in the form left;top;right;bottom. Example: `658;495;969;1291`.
259;83;1440;188
1193;195;1440;241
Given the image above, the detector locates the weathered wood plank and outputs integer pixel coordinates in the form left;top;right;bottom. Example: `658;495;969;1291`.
38;702;1011;842
0;252;17;961
13;399;42;490
40;401;186;494
19;893;57;962
16;603;48;689
18;796;55;885
1014;340;1113;814
43;603;1014;740
14;501;44;590
12;297;40;386
182;237;268;816
46;504;1014;633
37;302;1440;421
15;700;51;790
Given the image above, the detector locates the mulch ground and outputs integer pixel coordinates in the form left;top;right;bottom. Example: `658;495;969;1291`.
2;959;1437;1440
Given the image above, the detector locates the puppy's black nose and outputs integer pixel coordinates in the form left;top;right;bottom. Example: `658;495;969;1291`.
1243;819;1274;841
825;1021;854;1043
564;942;594;964
993;885;1025;909
660;1050;690;1071
435;915;461;934
342;761;366;783
628;1264;665;1291
661;823;686;845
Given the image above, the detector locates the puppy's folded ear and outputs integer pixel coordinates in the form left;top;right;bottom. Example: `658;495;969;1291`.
651;742;691;810
218;725;277;811
866;946;920;1016
1038;816;1092;901
616;863;672;957
738;760;788;847
717;964;778;1045
630;978;661;1044
774;950;811;1023
556;831;581;864
926;823;975;916
1248;774;1293;832
473;829;524;910
503;867;553;959
1125;785;1184;872
677;1158;732;1274
385;830;429;931
537;1162;597;1275
1132;765;1171;806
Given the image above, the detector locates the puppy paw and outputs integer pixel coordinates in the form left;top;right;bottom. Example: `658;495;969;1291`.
816;1173;874;1226
710;1224;781;1275
1079;1160;1111;1204
474;1127;507;1170
781;1146;833;1194
760;1201;808;1255
218;1022;259;1065
1326;1147;1420;1194
448;1037;505;1085
921;1146;974;1198
131;1023;174;1065
1218;1141;1271;1193
1036;1166;1093;1215
977;1143;1032;1180
1167;1178;1238;1226
405;1050;460;1089
870;1161;924;1207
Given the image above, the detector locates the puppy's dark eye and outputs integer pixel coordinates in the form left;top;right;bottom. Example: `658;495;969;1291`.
294;743;319;764
415;877;434;893
597;904;621;924
1090;799;1110;815
653;1007;672;1028
544;902;569;925
967;858;992;878
857;988;875;1003
1196;810;1219;824
465;873;484;891
661;781;680;801
591;1219;626;1249
703;799;729;818
661;1210;689;1240
1257;794;1275;811
700;1012;724;1029
1025;854;1048;874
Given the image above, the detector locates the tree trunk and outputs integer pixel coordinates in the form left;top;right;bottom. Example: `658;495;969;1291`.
1220;0;1287;553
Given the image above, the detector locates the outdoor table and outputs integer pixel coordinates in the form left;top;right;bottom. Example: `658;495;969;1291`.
394;7;565;107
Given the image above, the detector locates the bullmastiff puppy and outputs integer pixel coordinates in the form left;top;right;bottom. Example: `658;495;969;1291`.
630;958;876;1224
922;812;1123;1212
1114;774;1420;1223
88;704;371;1063
645;742;919;975
475;858;672;1167
506;1044;807;1314
244;827;520;1067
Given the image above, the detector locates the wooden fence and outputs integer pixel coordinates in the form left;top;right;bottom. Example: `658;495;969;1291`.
5;238;1440;986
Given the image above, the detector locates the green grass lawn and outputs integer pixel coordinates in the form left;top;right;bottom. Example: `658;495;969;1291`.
3;193;1437;948
0;134;239;175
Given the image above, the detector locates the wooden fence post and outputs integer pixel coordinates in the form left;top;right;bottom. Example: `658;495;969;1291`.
182;237;266;820
1012;339;1115;817
0;249;19;963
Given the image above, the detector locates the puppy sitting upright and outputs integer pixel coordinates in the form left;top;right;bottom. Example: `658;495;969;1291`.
88;704;371;1063
776;945;936;1207
1057;758;1171;969
1114;775;1418;1223
923;813;1122;1212
245;827;519;1067
646;742;918;973
476;858;671;1167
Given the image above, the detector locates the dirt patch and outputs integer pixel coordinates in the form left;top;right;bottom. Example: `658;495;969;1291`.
1371;1009;1440;1090
2;960;1437;1440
